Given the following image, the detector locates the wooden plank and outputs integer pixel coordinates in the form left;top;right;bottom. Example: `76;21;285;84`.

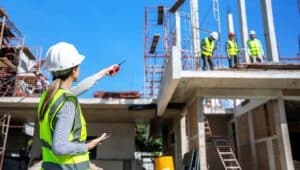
0;60;8;68
0;57;16;69
157;6;164;25
169;0;186;13
149;34;160;54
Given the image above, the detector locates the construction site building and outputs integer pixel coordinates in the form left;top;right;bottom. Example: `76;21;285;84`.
1;0;300;169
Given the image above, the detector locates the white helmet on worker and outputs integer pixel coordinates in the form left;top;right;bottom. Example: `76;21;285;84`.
44;42;85;72
249;30;256;35
210;31;219;40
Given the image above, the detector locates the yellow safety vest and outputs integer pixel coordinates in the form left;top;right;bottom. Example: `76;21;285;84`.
38;89;89;170
201;37;215;57
226;40;238;56
247;38;262;56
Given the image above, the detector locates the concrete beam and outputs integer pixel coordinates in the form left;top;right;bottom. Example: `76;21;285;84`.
234;99;269;118
157;46;181;116
0;97;153;106
181;70;300;80
196;88;282;99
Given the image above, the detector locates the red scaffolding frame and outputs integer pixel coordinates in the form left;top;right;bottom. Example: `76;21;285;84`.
144;6;171;98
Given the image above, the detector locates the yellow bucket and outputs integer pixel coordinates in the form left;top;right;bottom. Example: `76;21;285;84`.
154;156;174;170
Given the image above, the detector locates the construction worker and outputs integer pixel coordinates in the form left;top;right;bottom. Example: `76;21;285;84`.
38;42;118;169
225;32;239;68
247;30;264;63
200;31;218;70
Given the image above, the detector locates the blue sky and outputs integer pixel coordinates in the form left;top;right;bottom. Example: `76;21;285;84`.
1;0;299;98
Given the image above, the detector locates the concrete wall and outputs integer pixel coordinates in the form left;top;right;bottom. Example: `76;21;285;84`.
236;101;283;170
206;115;232;170
87;123;136;170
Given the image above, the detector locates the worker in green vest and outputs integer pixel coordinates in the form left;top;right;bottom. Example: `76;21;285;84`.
38;42;117;169
201;31;218;70
247;30;264;63
225;32;239;68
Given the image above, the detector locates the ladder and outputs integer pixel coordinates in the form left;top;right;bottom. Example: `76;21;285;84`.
205;117;242;170
0;114;11;169
214;139;242;170
204;117;212;139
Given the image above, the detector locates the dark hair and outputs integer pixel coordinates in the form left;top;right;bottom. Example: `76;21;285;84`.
39;66;78;120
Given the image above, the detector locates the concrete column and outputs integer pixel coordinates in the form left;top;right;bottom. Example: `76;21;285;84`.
175;114;188;169
227;10;235;33
175;11;182;50
266;138;276;170
248;112;257;170
273;98;294;170
237;0;250;63
260;0;279;62
180;115;189;157
190;0;201;70
196;97;207;169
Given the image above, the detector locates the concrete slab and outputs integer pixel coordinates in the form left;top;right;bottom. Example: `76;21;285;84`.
173;70;300;103
0;97;156;123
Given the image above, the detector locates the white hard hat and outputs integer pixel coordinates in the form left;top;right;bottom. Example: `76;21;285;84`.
250;30;256;35
45;42;85;72
210;31;219;40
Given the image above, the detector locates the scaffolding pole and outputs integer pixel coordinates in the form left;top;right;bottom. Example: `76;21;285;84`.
0;16;6;49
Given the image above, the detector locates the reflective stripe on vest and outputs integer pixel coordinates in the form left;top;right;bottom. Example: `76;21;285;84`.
38;89;89;169
247;38;262;56
42;161;89;170
226;40;238;56
201;37;215;57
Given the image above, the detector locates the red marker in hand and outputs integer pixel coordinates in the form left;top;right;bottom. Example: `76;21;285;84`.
109;59;126;75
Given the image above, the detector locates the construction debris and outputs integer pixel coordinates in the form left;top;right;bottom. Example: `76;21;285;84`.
94;91;141;99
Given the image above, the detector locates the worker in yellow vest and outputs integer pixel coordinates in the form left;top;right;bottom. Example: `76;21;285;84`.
225;32;239;68
247;30;264;63
38;42;117;169
201;31;218;70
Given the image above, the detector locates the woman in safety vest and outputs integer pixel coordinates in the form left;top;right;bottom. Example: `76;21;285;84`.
38;42;118;169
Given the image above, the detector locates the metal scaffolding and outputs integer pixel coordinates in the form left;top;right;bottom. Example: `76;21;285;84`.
144;6;171;98
0;8;44;97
